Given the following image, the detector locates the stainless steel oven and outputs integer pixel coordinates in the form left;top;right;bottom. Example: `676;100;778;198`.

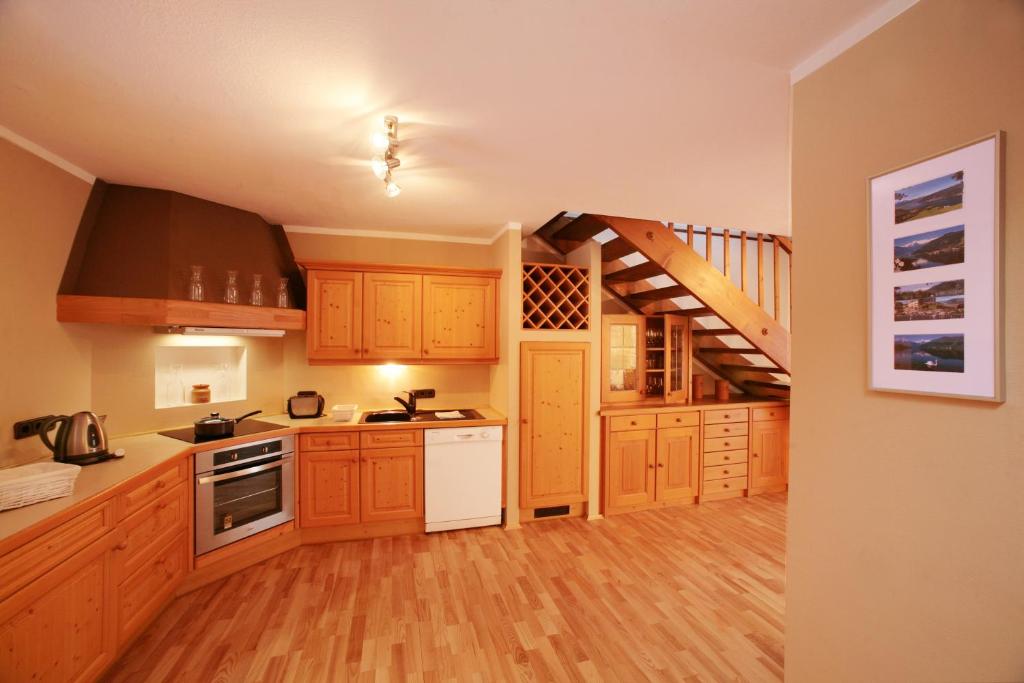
194;434;294;556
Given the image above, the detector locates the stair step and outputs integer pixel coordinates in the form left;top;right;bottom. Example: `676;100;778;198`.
697;348;764;356
692;329;738;337
719;363;784;374
626;285;690;304
744;380;791;392
604;261;664;283
601;238;635;262
676;307;713;317
550;214;607;245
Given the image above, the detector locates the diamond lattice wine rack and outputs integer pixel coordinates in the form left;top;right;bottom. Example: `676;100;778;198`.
521;263;590;330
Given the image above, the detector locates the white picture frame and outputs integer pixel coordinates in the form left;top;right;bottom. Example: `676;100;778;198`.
867;132;1004;402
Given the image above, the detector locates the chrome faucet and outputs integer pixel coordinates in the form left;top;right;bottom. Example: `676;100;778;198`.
393;388;435;415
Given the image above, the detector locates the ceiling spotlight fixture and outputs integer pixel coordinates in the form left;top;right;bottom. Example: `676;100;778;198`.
371;115;401;197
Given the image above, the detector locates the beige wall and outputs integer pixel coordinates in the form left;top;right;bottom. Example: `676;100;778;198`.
788;2;1024;681
0;140;93;466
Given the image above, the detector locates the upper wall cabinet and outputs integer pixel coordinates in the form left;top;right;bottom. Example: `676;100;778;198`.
423;275;497;360
363;273;422;359
308;270;363;361
302;262;500;365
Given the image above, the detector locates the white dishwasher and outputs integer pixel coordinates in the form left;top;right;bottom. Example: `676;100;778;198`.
424;426;503;532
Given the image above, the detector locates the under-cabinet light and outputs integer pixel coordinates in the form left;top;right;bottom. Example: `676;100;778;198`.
165;326;285;338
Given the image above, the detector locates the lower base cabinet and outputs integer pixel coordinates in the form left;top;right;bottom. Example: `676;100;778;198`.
361;447;423;523
116;531;188;646
655;426;700;502
749;418;789;493
0;531;118;683
298;431;424;530
300;450;361;526
607;429;656;509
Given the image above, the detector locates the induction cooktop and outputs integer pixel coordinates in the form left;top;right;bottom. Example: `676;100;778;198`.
158;419;286;444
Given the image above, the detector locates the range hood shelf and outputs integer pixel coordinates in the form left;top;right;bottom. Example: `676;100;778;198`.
57;294;305;330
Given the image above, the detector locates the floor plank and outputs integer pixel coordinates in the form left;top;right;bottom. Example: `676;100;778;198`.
104;493;786;682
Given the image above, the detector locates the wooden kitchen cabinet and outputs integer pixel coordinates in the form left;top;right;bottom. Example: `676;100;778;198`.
601;314;644;403
362;272;422;359
301;262;500;364
422;274;497;360
116;531;188;647
749;418;789;494
606;429;656;509
300;450;361;527
655;425;700;502
519;342;589;509
360;446;424;523
307;270;363;361
0;531;119;683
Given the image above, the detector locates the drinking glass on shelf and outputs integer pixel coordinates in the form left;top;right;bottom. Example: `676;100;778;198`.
223;270;240;304
250;274;264;306
188;265;205;302
276;277;290;308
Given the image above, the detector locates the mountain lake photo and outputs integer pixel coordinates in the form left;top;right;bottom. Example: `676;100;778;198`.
894;279;964;321
894;334;964;372
894;170;964;224
894;224;964;272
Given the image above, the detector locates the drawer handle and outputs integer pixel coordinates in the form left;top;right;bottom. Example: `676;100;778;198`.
722;470;729;475
723;442;730;447
723;483;730;488
155;480;167;490
630;421;637;426
675;418;681;423
723;455;731;461
115;540;129;551
723;428;730;433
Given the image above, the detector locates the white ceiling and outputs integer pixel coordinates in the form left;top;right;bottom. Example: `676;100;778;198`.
0;1;891;240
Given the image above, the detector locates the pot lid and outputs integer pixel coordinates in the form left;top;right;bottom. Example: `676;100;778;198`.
195;412;232;425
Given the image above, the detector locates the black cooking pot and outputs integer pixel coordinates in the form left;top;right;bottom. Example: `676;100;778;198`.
194;410;262;439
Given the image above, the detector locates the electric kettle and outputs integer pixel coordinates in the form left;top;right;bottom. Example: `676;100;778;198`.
39;411;112;465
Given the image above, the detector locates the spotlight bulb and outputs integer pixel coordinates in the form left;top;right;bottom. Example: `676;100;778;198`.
371;156;389;180
371;131;391;152
385;180;401;198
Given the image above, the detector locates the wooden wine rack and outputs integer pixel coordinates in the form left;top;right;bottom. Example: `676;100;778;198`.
521;263;590;330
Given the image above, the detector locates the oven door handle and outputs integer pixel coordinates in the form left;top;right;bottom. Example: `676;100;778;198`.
197;459;286;485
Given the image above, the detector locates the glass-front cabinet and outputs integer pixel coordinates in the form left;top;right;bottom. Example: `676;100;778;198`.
602;313;690;404
602;314;644;403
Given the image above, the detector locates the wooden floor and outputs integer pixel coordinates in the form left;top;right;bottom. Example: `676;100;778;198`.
104;493;786;682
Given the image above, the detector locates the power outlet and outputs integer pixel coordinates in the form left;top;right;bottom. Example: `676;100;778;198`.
13;415;56;440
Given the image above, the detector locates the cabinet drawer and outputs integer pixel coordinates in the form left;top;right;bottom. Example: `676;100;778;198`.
703;463;747;481
704;436;749;453
703;422;748;438
609;414;656;432
117;459;188;520
0;499;115;602
753;406;789;422
117;531;188;646
703;408;749;425
116;482;188;579
656;412;700;429
703;449;748;467
702;475;747;495
300;432;359;452
360;429;423;449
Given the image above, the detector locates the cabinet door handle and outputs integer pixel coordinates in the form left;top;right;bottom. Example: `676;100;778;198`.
657;463;664;468
753;453;759;458
648;464;655;469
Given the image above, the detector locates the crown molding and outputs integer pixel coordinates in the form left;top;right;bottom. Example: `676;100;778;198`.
790;0;919;84
285;221;521;246
0;125;96;183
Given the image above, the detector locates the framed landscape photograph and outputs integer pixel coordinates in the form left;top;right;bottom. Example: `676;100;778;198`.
868;132;1004;401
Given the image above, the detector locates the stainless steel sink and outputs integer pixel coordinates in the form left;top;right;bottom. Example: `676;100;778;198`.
359;408;484;424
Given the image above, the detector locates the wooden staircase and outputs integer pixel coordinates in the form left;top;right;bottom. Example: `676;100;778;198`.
536;212;791;398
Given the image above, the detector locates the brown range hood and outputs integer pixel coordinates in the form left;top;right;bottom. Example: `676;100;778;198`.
57;181;306;331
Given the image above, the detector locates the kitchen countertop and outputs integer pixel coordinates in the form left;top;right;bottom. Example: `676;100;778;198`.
0;406;507;549
599;396;788;416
